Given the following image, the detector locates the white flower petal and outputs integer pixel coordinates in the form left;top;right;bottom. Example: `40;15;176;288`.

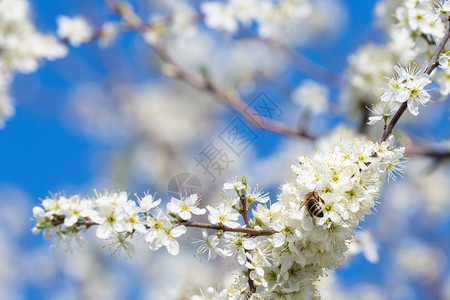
243;238;257;250
407;99;419;116
96;223;112;239
271;232;286;248
165;238;180;255
170;225;187;238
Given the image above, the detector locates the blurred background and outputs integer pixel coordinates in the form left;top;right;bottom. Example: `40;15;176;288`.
0;0;449;299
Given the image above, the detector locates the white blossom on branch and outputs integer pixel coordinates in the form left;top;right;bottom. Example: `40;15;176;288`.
32;136;405;299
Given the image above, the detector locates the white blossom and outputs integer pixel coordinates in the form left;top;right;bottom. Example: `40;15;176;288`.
145;210;172;252
167;194;206;220
191;286;228;300
98;22;118;48
292;79;329;114
435;67;450;95
247;186;270;204
0;0;67;127
0;0;28;22
380;65;410;103
92;202;126;240
381;64;431;116
59;195;93;227
220;232;251;265
137;194;161;212
229;0;258;25
438;54;450;69
194;229;220;260
201;2;238;33
165;225;187;255
367;101;398;125
223;177;246;193
431;0;450;21
122;202;147;234
105;232;135;259
206;203;240;228
57;16;93;47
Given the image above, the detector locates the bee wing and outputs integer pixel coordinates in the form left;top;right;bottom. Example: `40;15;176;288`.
299;201;306;210
300;192;313;210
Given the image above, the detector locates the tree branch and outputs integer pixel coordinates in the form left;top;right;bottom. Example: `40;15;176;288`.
235;193;257;295
180;221;275;236
149;40;316;140
50;216;277;236
358;99;371;134
406;145;450;161
239;194;251;228
380;23;450;142
103;0;118;12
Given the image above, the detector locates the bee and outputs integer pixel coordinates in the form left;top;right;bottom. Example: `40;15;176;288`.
300;190;325;218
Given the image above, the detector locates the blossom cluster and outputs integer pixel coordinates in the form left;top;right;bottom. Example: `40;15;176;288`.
57;16;93;47
32;137;406;299
340;44;397;119
0;0;67;128
365;63;433;126
291;79;329;115
376;0;445;65
381;64;431;116
32;191;206;257
0;0;124;129
201;0;311;36
215;137;404;299
343;0;450;121
200;0;342;45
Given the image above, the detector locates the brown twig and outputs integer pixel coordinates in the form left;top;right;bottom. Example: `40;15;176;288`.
103;0;118;11
50;216;276;236
236;192;257;295
239;195;251;228
358;99;371;134
150;40;316;140
380;23;450;142
181;221;275;236
406;145;450;161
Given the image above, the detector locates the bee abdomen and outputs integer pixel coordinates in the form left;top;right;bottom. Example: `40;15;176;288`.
306;199;324;218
